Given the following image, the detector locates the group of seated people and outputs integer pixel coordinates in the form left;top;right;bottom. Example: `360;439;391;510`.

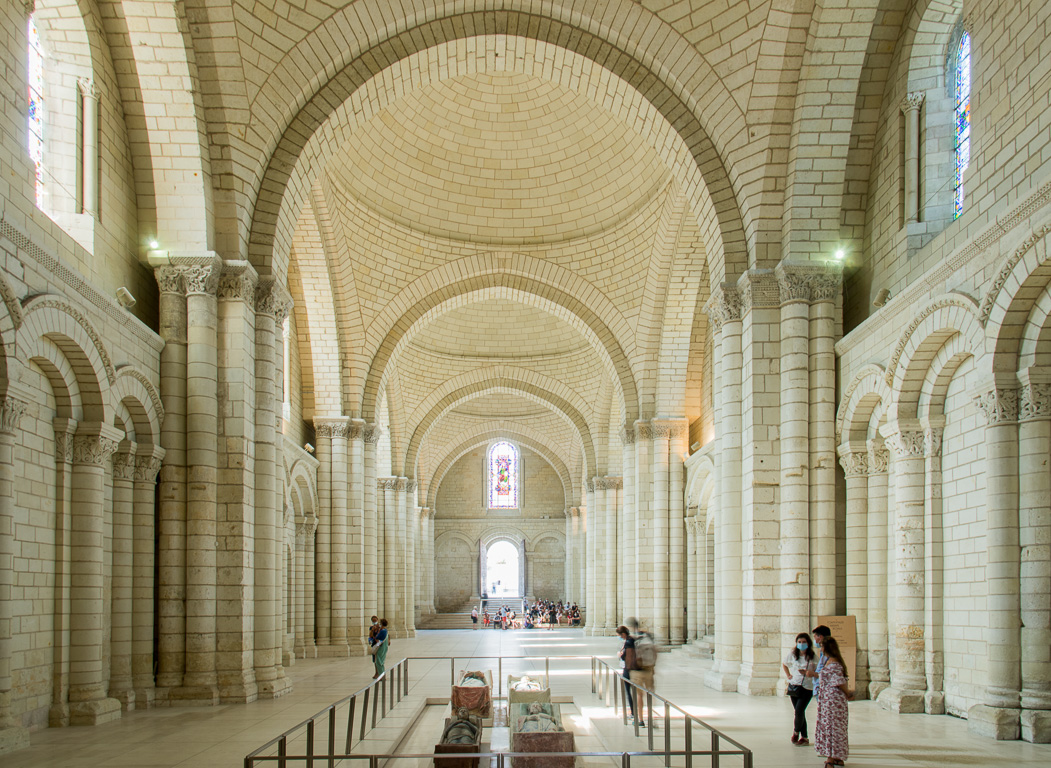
481;599;580;629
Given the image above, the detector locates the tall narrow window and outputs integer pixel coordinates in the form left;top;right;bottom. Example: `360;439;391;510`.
953;31;971;220
488;441;519;509
27;16;45;207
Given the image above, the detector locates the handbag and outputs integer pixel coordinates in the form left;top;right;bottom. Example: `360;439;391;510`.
786;683;801;696
368;643;379;656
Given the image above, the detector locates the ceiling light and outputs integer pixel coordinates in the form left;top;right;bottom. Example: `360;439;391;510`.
834;249;845;261
149;239;159;249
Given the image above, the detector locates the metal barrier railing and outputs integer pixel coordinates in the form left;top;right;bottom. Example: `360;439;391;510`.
591;657;753;768
244;657;410;768
244;654;752;768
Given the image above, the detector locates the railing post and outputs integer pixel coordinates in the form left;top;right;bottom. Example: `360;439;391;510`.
663;701;671;767
381;674;387;716
345;696;357;752
545;656;550;683
684;719;692;768
278;735;287;768
359;689;371;740
711;731;719;768
307;718;316;768
451;657;455;686
498;657;502;698
743;748;752;768
404;658;410;697
646;693;654;752
621;752;629;768
591;657;596;693
328;708;336;768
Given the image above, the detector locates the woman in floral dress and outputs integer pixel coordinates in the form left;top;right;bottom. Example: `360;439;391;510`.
814;637;850;766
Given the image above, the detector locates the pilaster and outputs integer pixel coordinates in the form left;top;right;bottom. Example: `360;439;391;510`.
866;439;891;699
132;446;164;709
838;441;870;699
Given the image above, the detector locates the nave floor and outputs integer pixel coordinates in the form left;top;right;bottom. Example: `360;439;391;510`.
6;629;1051;767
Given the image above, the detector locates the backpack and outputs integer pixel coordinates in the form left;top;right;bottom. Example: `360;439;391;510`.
634;632;657;668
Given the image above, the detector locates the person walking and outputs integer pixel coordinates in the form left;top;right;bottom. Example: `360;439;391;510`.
616;625;641;724
782;632;816;746
814;637;850;767
371;618;390;679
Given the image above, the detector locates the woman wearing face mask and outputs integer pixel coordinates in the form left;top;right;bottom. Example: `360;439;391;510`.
782;632;816;746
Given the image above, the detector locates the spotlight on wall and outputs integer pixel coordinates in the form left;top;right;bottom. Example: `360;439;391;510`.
304;443;315;454
148;239;159;250
834;248;846;261
116;286;136;309
690;441;701;452
873;288;892;308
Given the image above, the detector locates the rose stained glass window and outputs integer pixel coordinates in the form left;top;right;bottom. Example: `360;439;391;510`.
488;441;518;509
28;16;45;208
953;31;971;220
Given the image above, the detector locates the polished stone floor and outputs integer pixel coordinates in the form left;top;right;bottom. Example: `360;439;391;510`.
7;628;1051;767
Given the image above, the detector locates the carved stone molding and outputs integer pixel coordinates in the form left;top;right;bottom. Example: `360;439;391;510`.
54;431;74;464
867;440;889;474
256;278;293;322
1019;383;1051;421
885;430;925;458
634;421;653;441
73;433;120;467
974;387;1020;424
775;263;843;305
0;396;27;434
134;453;163;483
182;263;222;296
738;269;779;312
378;477;398;491
593;476;623;491
900;92;925;112
839;451;869;478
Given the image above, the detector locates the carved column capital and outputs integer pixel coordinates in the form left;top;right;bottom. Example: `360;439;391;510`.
256;277;293;322
364;424;381;445
73;425;122;467
620;423;636;445
134;449;164;482
0;395;28;435
405;479;418;494
153;266;185;296
378;477;398;491
593;476;623;491
634;421;653;441
867;439;889;474
217;261;259;304
838;447;869;477
924;426;944;458
348;418;366;441
77;77;101;101
974;386;1020;424
112;442;138;481
584;479;596;494
885;428;925;458
738;269;780;313
1019;382;1051;421
900;91;925;113
775;262;843;305
703;283;742;332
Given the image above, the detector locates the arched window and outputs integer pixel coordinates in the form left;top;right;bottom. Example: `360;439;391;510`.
488;441;519;509
953;30;971;220
27;15;45;207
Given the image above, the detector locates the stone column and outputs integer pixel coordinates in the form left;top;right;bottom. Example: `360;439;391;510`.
77;78;100;217
1018;376;1051;742
294;517;308;658
600;477;621;632
381;478;398;623
363;426;379;617
68;423;123;725
621;427;637;618
923;422;945;714
48;418;76;727
132;447;163;708
109;442;137;710
0;396;29;751
704;285;743;691
348;420;367;652
571;508;583;605
838;442;870;697
633;422;652;632
667;423;688;645
808;274;839;618
564;510;572;604
652;425;671;642
254;279;293;694
866;440;891;699
584;481;595;626
879;422;927;713
178;257;222;703
969;384;1022;739
404;480;417;637
686;516;699;642
393;478;408;637
152;265;187;693
303;516;319;657
901;92;925;224
313;422;333;649
328;420;351;650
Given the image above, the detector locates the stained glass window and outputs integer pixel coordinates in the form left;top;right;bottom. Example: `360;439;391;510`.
28;16;45;208
953;31;971;220
488;441;519;509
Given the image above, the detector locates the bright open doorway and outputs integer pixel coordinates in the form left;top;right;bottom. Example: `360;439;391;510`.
484;540;520;598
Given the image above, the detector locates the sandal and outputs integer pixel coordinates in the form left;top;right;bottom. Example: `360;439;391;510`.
797;737;809;746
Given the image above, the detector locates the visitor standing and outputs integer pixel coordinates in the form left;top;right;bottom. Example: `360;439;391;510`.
371;618;390;679
808;625;832;695
471;607;479;628
814;637;850;766
783;632;816;745
627;617;657;724
616;625;640;724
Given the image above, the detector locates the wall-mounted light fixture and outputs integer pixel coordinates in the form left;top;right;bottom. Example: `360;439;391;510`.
873;288;891;308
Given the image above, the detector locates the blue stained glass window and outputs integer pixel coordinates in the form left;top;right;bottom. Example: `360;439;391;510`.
28;16;45;208
953;31;971;220
488;442;518;509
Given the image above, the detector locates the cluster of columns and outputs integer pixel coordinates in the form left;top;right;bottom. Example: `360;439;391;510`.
582;418;689;642
702;263;841;695
416;507;435;621
685;512;714;644
836;374;1051;742
151;255;293;704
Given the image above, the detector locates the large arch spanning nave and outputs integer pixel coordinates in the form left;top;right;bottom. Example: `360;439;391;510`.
2;0;1051;760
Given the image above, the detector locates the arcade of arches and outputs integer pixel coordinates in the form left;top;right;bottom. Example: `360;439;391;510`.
0;0;1050;757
